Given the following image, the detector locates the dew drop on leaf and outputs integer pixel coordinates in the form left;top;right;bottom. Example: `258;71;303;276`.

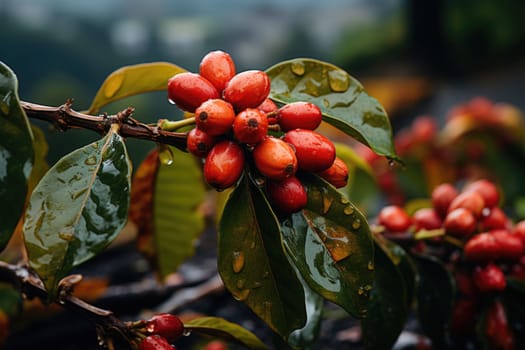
182;329;192;337
340;197;350;205
1;91;12;115
158;145;174;166
236;278;246;289
290;61;305;76
232;251;245;273
367;261;375;271
327;69;350;92
84;156;98;166
343;205;354;215
352;218;361;229
232;288;250;301
104;73;124;98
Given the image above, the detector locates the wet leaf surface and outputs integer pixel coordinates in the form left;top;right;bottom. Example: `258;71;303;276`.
0;61;34;251
23;128;131;295
266;58;398;160
218;176;306;340
281;174;374;318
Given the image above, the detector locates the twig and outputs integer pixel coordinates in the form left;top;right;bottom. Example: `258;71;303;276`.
20;100;188;151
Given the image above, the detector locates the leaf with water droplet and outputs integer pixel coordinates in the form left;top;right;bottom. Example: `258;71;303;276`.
218;176;306;340
281;173;374;318
87;62;187;114
129;146;206;279
360;236;411;350
266;58;399;161
0;61;34;251
23;128;131;297
184;316;269;350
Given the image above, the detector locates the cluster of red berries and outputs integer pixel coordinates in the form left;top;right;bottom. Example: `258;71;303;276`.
377;179;525;347
136;313;184;350
167;50;348;215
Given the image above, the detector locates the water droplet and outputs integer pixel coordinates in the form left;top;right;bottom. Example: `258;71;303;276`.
328;70;350;92
250;241;256;249
253;281;263;289
168;98;176;105
362;111;386;128
322;196;333;214
232;251;245;273
236;279;246;289
1;91;12;115
254;177;265;187
159;145;174;166
352;218;361;229
322;99;330;108
146;324;155;333
364;284;372;291
84;156;98;166
367;261;375;271
182;329;192;337
290;61;305;76
104;73;124;98
357;287;364;295
232;288;250;301
340;197;350;205
58;227;74;242
343;205;354;215
262;271;270;279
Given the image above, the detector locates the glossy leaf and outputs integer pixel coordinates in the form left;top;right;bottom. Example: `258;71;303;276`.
23;128;131;295
414;254;456;348
361;236;409;350
218;176;306;339
0;61;34;251
153;147;206;278
87;62;187;114
281;174;374;318
266;58;398;160
184;316;269;350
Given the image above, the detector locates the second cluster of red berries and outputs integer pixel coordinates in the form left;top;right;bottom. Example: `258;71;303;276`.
167;50;349;215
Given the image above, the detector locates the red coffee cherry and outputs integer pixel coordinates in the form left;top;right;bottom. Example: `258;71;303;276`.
463;179;500;208
472;263;506;292
514;220;525;244
454;270;478;296
195;99;236;136
204;340;228;350
266;176;307;215
480;207;509;231
223;70;271;111
233;108;269;144
377;205;412;233
283;129;336;172
199;50;236;93
257;98;278;114
167;72;219;112
411;115;438;144
316;157;348;188
253;136;297;181
412;207;442;231
464;232;499;262
443;208;476;237
139;335;175;350
448;190;485;218
277;101;323;131
204;140;245;190
186;128;217;157
491;229;524;261
146;313;184;342
485;300;515;350
450;298;477;336
431;183;458;218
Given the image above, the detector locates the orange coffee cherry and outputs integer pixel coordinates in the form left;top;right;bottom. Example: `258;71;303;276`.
186;127;217;157
223;70;270;111
283;129;336;172
233;108;269;144
204;140;245;190
253;136;297;181
266;176;308;215
167;72;219;112
316;157;348;188
195;99;236;136
277;101;322;131
199;50;236;93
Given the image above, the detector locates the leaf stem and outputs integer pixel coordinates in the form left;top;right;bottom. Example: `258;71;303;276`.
159;117;195;131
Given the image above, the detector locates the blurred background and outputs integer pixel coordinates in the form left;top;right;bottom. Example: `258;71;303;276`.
1;0;525;164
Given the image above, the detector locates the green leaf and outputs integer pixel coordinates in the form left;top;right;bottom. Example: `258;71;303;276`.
0;283;22;317
266;58;398;160
414;254;456;348
281;174;374;318
361;236;409;350
87;62;187;114
218;176;306;339
153;147;206;278
0;61;34;251
184;316;269;350
23;128;131;295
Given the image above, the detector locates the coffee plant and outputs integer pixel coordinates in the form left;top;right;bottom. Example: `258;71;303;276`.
1;49;524;350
